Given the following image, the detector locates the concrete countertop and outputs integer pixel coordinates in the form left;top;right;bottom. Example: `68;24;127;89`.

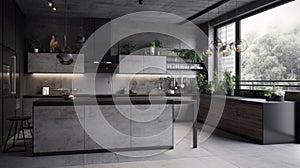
33;97;196;106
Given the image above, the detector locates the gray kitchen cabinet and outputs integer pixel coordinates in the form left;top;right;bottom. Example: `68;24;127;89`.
118;55;144;74
84;105;131;150
28;53;84;73
28;53;57;73
33;106;85;153
118;55;166;74
143;56;166;74
131;104;173;148
56;54;84;73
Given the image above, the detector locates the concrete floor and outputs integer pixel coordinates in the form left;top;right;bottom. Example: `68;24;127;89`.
1;123;300;168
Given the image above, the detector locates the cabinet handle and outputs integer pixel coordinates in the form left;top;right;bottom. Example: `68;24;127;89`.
11;56;17;95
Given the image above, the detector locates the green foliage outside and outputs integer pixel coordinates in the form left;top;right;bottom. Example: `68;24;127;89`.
241;25;300;82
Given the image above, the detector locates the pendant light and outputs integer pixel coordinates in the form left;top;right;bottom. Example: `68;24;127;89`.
214;5;224;51
57;0;73;65
218;4;232;57
202;0;213;57
219;25;232;57
229;0;248;53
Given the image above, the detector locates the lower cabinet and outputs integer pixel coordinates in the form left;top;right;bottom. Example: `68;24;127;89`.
84;105;131;150
33;104;173;154
198;95;295;144
33;106;85;153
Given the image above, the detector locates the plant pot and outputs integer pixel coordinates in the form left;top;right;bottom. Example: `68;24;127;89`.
272;96;284;102
265;96;271;101
227;89;234;96
34;48;39;53
150;47;155;56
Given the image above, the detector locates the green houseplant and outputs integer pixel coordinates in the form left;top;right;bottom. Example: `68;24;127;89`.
171;49;203;62
197;74;208;94
30;37;41;53
223;69;235;96
149;41;156;56
120;41;136;55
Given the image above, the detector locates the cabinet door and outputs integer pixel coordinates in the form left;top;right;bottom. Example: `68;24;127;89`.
118;55;143;74
3;0;15;50
27;53;57;73
56;54;84;73
131;104;173;147
84;105;131;150
16;9;25;103
143;56;166;74
0;46;2;143
0;0;3;43
33;106;85;153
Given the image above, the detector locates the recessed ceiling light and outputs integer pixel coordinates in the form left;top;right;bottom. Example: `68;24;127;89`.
47;0;53;7
52;5;57;11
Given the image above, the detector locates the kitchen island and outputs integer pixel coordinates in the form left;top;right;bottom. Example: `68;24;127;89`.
32;96;197;155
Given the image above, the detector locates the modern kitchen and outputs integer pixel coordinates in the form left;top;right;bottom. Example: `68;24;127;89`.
1;0;300;167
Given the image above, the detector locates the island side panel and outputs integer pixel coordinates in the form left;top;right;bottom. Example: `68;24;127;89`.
33;106;85;154
131;104;173;148
263;103;295;144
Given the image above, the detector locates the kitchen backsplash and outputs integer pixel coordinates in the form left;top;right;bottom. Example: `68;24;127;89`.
24;73;196;95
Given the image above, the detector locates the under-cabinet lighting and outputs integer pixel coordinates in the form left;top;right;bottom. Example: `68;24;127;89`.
31;73;84;77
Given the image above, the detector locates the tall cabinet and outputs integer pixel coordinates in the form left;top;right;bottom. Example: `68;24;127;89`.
0;0;25;144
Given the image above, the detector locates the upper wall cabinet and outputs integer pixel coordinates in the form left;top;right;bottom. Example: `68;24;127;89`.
27;53;84;73
118;55;166;74
3;0;16;50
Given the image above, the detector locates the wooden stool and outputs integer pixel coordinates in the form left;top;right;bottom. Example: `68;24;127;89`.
3;116;33;152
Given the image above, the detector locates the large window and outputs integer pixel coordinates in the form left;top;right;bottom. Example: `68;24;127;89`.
217;22;236;78
240;1;300;90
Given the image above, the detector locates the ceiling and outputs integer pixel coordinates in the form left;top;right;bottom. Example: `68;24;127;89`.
16;0;260;24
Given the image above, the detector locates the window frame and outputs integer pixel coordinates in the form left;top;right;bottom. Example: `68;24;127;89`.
212;0;300;92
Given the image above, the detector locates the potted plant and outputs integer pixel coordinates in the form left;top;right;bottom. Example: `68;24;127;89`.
171;49;203;62
264;88;273;101
149;41;156;56
211;72;226;95
154;40;162;55
30;37;41;53
197;74;208;94
272;90;285;102
120;41;136;55
223;69;235;96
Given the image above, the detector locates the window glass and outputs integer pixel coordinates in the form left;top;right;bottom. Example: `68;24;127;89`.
241;1;300;90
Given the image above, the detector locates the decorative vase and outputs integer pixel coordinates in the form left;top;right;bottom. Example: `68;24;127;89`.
150;46;155;56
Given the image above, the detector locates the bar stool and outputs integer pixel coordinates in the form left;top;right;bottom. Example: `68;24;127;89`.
3;116;33;152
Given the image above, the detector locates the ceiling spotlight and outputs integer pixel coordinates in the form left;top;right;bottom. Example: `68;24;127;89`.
52;5;57;11
47;0;53;7
139;0;143;5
